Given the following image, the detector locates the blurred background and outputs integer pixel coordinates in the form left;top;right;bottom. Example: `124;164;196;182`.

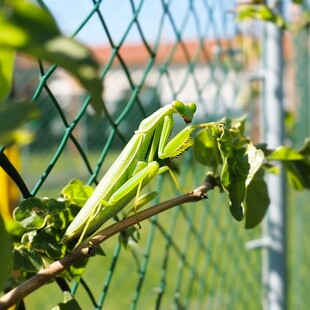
2;0;309;309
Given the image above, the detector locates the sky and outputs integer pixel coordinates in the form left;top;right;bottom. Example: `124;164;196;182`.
43;0;238;46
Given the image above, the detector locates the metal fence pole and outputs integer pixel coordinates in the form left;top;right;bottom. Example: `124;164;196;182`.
262;1;287;309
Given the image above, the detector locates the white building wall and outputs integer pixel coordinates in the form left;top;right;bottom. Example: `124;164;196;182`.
103;64;246;117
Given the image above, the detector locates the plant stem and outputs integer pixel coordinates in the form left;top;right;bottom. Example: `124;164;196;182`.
0;178;216;309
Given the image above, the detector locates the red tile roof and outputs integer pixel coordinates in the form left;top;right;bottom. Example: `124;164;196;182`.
91;39;232;66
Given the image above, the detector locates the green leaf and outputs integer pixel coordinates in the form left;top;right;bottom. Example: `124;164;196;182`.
283;160;310;190
195;120;270;225
13;196;78;233
68;259;89;280
193;126;222;170
220;116;249;148
21;230;37;244
263;163;281;175
221;116;246;135
236;5;286;28
45;199;72;229
0;214;12;291
0;100;39;145
268;141;310;191
61;179;93;207
268;146;304;160
0;48;15;100
236;6;257;21
0;0;104;115
119;226;141;249
244;168;270;229
299;139;310;157
217;129;250;221
13;197;49;230
246;144;265;186
13;246;44;275
51;291;82;310
31;226;66;259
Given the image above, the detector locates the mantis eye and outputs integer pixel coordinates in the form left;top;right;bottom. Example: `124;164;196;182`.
187;102;197;115
172;100;197;124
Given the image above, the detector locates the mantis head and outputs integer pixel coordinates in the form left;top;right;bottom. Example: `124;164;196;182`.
172;100;197;124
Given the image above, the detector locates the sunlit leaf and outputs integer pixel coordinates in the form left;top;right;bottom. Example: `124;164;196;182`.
268;146;304;160
193;126;222;170
69;259;89;280
236;5;286;28
0;100;39;145
0;0;104;114
268;141;310;190
221;116;246;134
0;48;15;100
246;144;265;186
61;179;93;207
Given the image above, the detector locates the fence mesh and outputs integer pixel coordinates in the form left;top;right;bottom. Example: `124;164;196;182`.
3;0;309;309
287;12;310;309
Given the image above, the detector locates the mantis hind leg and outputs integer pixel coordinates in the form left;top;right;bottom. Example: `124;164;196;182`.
73;203;102;249
157;165;188;193
109;161;159;205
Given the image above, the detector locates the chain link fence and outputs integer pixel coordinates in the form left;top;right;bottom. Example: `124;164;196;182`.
4;0;309;309
287;4;310;308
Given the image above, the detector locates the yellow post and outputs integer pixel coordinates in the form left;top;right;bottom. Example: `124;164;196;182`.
0;145;21;223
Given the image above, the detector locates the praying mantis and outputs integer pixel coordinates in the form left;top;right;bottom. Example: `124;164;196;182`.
62;100;207;245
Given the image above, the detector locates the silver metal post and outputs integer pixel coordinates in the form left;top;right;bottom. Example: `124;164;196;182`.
262;1;287;309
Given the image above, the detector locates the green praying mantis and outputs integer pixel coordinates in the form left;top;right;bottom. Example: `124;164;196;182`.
62;100;208;246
